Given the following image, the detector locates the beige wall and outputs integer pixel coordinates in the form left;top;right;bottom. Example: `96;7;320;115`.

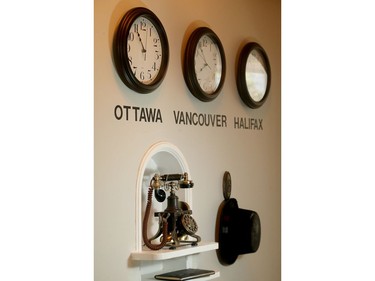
94;0;281;280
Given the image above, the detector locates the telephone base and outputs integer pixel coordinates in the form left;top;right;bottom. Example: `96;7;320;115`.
166;240;199;250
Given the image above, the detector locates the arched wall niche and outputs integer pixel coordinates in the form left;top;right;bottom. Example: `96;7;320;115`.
135;142;192;251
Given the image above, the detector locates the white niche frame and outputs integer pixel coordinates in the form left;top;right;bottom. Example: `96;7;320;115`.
135;141;193;253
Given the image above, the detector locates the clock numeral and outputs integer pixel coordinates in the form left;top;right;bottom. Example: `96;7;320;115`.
134;70;153;81
202;37;208;47
128;32;135;42
139;71;152;81
128;56;133;66
133;19;148;33
140;20;147;31
133;24;138;33
147;70;152;80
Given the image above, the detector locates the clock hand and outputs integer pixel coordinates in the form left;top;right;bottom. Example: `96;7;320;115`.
197;47;206;61
144;27;148;61
136;31;146;53
199;63;209;72
198;48;211;70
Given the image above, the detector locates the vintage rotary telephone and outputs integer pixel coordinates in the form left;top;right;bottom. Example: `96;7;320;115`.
142;172;201;250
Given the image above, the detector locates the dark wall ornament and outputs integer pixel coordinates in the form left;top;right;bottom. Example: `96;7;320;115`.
216;171;261;265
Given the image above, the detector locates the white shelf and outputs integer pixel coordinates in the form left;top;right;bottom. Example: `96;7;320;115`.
131;241;218;261
142;271;220;281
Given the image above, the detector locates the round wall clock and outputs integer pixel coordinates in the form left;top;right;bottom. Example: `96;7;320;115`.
112;7;169;94
183;27;226;102
236;42;271;108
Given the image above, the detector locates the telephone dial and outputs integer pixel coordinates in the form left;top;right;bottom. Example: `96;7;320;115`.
142;172;201;250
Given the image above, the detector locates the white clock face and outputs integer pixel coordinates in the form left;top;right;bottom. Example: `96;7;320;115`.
127;16;162;85
245;49;268;102
194;35;223;94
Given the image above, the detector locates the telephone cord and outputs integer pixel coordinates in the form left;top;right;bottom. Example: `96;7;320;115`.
142;186;168;250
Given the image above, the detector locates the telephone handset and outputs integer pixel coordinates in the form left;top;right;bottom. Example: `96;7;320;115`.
142;172;201;250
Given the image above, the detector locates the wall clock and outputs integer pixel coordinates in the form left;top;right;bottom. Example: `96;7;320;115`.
236;42;271;108
183;27;226;102
112;7;169;94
